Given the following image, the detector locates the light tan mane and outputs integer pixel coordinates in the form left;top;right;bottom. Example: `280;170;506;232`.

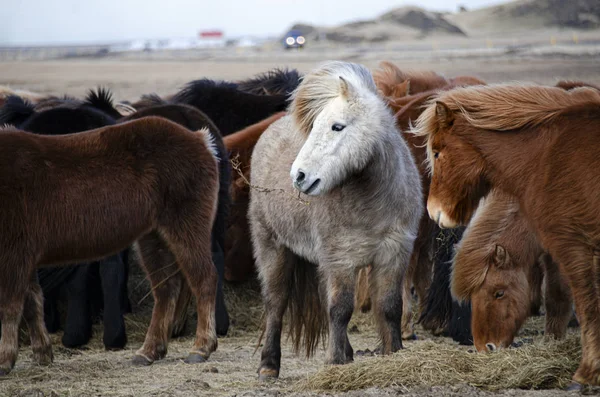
450;191;521;301
415;83;600;135
288;61;377;136
411;83;600;174
0;85;46;102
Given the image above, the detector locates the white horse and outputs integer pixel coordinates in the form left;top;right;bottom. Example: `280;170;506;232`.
249;61;423;380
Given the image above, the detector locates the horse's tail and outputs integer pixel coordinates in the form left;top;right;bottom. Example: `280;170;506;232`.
171;275;193;337
287;255;327;358
0;95;35;127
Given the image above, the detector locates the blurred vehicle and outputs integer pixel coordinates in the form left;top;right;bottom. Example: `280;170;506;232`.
283;29;306;49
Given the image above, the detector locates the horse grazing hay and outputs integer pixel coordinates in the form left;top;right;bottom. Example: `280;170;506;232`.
297;334;581;392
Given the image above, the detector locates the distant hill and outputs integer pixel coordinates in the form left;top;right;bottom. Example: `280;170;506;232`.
286;7;465;44
284;0;600;44
447;0;600;34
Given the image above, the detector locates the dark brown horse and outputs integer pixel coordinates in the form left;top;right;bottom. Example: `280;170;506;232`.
412;83;600;385
0;116;219;375
119;103;232;336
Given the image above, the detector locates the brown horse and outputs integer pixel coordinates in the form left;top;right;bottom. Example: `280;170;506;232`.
412;83;600;385
451;190;572;352
0;116;219;375
222;112;287;282
373;61;449;99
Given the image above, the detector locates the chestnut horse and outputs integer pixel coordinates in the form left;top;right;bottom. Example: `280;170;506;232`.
452;190;572;352
0;116;219;375
412;83;600;385
222;112;287;282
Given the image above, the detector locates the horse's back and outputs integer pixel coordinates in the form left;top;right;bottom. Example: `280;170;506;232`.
0;117;217;266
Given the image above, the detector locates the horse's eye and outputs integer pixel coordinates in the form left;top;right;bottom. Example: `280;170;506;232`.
332;123;345;132
433;151;440;159
494;290;505;299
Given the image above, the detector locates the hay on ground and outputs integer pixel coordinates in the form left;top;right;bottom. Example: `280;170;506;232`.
297;334;581;392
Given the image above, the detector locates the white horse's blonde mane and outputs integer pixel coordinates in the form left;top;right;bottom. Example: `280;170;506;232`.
288;61;377;135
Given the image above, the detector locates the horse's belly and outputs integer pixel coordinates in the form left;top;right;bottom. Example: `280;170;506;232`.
38;190;155;266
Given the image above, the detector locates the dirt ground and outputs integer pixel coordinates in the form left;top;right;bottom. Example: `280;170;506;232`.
1;46;600;396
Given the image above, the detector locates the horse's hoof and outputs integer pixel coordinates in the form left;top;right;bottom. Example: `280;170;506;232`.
131;354;153;366
258;368;279;382
565;381;582;391
355;349;373;357
402;333;418;341
184;353;207;364
0;367;11;376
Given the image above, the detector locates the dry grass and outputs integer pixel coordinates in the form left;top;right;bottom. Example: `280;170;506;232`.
296;333;581;393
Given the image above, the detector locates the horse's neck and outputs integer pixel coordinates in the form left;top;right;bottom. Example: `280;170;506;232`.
356;127;415;203
471;126;552;201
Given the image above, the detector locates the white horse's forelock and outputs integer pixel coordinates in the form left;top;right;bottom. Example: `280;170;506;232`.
289;61;378;136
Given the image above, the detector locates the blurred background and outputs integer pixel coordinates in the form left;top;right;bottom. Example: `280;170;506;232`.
1;0;599;101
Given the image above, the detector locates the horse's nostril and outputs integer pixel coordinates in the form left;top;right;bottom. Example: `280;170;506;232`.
296;170;306;183
485;343;497;352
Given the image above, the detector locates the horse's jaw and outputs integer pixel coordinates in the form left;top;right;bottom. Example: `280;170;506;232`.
427;198;458;229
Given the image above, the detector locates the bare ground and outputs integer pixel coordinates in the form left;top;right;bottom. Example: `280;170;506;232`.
1;47;600;396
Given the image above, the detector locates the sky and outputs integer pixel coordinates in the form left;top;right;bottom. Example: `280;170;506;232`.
1;0;508;46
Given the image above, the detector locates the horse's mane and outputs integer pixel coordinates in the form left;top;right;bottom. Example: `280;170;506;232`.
450;192;521;302
0;85;46;102
373;61;448;97
413;83;600;139
172;79;240;104
556;80;600;92
237;67;302;96
289;61;377;136
84;87;123;119
34;95;82;112
0;95;35;126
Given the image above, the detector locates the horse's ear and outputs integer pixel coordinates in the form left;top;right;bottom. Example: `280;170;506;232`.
339;76;356;99
492;244;511;268
435;101;454;129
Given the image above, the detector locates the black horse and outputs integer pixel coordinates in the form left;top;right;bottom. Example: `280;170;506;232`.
418;226;473;345
236;67;302;96
135;76;291;137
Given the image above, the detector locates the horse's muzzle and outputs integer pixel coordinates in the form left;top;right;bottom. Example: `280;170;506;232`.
292;169;321;195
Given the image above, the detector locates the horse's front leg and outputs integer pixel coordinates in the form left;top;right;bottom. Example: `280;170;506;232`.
541;254;571;339
212;240;230;337
99;254;128;350
0;274;28;375
324;267;355;365
255;233;291;380
371;259;406;354
554;248;600;386
62;264;93;348
22;276;53;366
